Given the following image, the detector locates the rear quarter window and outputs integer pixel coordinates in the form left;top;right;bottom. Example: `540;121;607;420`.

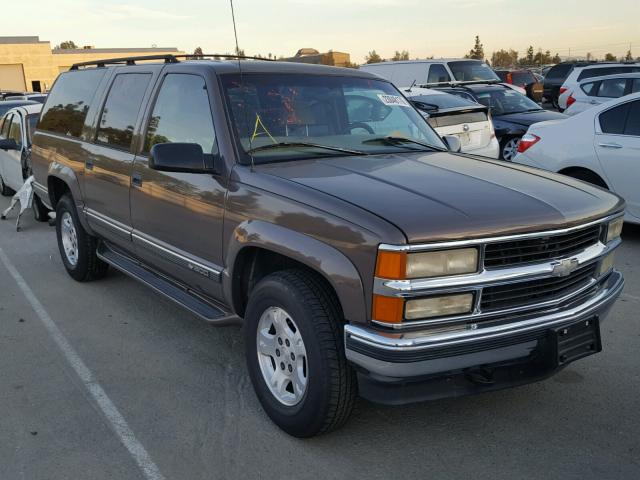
581;82;598;95
599;102;631;134
39;69;107;138
546;64;572;80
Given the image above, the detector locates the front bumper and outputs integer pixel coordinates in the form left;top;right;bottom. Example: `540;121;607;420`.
345;270;624;404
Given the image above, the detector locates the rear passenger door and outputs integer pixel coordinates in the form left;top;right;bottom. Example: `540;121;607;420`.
83;68;156;246
130;68;227;300
594;99;640;217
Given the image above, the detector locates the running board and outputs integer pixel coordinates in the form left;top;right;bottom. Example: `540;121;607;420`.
97;242;238;324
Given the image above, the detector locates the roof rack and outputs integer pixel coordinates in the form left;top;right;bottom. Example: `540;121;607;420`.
70;53;274;70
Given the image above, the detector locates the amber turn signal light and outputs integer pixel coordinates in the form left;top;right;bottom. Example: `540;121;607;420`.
372;294;404;324
375;251;407;280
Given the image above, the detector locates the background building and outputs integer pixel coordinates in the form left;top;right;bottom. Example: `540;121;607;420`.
0;36;183;93
283;48;352;67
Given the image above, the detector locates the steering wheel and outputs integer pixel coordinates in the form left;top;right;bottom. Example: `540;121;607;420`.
349;122;375;134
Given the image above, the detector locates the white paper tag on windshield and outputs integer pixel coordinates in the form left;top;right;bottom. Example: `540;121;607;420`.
377;94;411;107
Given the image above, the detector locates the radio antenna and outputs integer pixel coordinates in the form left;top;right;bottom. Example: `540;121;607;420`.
229;0;255;171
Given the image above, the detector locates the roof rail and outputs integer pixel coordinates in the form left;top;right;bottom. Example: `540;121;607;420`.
70;53;274;70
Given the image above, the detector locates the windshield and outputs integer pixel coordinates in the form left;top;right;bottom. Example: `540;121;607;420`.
220;74;446;164
407;93;479;110
448;61;500;82
473;88;541;115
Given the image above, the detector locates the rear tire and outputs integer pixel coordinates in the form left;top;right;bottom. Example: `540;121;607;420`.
245;269;357;437
33;194;50;222
0;174;12;196
500;136;521;161
55;194;108;282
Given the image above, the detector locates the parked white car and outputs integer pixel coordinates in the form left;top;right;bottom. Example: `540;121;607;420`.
565;73;640;116
558;62;640;110
402;86;499;158
513;93;640;223
360;59;526;95
0;103;49;221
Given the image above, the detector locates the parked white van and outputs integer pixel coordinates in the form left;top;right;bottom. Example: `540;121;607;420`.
360;59;526;95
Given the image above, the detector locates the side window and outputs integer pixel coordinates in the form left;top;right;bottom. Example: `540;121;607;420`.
96;73;151;150
631;79;640;94
144;74;217;157
581;82;597;96
597;79;626;98
8;114;22;146
0;115;8;137
623;101;640;136
599;102;631;135
39;69;106;138
427;64;451;84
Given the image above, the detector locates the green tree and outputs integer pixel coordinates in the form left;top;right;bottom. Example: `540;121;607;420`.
391;50;410;61
491;49;518;68
365;50;383;64
604;53;616;61
525;46;535;64
465;36;485;60
624;50;633;61
551;53;561;63
193;47;204;59
55;40;78;49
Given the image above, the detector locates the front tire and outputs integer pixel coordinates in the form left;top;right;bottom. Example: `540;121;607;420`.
55;194;108;282
33;194;50;222
245;270;357;437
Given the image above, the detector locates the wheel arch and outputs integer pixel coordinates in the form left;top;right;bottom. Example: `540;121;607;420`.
558;166;609;189
224;221;367;324
46;163;93;233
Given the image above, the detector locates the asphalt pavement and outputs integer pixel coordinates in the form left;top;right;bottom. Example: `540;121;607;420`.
1;194;639;480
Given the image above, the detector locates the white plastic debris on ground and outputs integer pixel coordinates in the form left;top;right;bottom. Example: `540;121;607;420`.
1;176;35;231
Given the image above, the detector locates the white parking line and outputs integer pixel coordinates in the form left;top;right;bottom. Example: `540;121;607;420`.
0;248;165;480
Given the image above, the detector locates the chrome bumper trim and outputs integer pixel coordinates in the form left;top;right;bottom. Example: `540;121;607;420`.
346;270;623;354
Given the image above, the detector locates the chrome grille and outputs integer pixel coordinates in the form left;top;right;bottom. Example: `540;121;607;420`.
484;225;601;269
480;264;597;312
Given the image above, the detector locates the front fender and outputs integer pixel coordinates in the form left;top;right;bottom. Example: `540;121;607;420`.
224;220;367;324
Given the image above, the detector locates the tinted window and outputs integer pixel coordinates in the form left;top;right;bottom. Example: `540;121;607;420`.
631;79;640;94
8;114;22;146
581;81;598;95
448;61;500;82
145;74;217;157
409;93;479;109
597;78;627;98
623;101;640;136
546;64;573;80
512;71;536;86
474;88;541;115
0;114;11;137
578;66;640;81
96;73;150;149
39;69;106;138
27;114;39;144
599;102;631;134
427;64;451;84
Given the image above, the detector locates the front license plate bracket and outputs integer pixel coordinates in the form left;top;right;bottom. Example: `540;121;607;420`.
552;316;602;367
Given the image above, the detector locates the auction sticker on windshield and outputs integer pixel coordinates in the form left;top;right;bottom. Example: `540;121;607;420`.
377;94;411;107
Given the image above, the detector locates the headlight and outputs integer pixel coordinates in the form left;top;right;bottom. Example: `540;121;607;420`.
406;248;478;279
376;248;479;280
405;293;474;320
606;217;623;243
597;252;615;277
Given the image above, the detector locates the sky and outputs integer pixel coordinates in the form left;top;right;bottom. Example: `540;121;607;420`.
10;0;640;62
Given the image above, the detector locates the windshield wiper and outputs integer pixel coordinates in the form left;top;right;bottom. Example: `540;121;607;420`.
362;136;444;151
246;141;367;156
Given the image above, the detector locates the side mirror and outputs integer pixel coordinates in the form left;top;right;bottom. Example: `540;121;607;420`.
442;135;462;153
149;143;211;173
0;138;19;151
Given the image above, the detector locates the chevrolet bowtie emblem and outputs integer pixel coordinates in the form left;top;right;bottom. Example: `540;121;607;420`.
551;258;579;277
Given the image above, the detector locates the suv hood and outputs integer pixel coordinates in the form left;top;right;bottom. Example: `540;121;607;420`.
257;152;622;244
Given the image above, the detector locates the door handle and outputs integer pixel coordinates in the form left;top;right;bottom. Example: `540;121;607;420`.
132;173;142;187
85;159;94;170
598;143;622;149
